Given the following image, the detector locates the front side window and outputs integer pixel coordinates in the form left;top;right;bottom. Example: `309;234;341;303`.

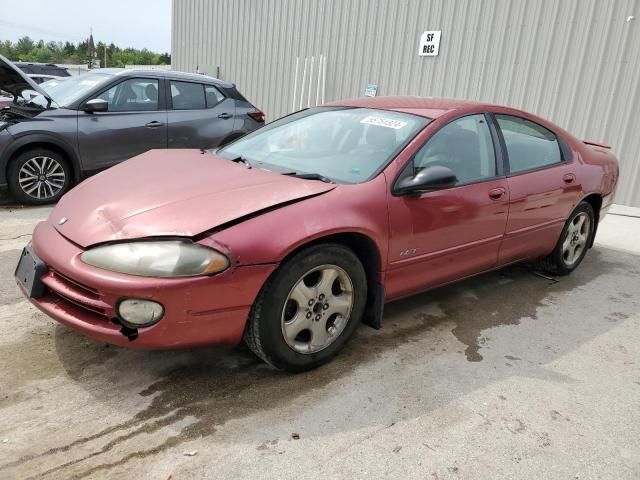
218;107;430;184
413;114;496;184
496;114;562;173
171;81;206;110
97;78;159;112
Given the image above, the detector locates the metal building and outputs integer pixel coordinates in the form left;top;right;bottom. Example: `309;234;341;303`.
172;0;640;207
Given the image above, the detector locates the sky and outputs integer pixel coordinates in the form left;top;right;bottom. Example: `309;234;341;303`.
0;0;172;53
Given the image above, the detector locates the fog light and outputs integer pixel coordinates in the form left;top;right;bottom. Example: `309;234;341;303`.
118;299;164;327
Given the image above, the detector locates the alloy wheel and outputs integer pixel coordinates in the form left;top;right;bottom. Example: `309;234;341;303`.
18;156;66;200
281;264;354;354
562;212;590;266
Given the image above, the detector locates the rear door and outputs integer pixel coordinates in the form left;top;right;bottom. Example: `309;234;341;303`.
492;114;581;264
167;80;236;149
385;113;510;299
77;77;167;171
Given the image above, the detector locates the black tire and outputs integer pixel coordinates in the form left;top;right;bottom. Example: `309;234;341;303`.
244;243;367;372
537;201;595;275
8;148;72;205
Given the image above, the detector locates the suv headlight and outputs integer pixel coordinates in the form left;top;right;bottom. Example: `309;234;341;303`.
80;240;229;278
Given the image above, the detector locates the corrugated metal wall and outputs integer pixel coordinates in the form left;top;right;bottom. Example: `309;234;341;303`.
172;0;640;207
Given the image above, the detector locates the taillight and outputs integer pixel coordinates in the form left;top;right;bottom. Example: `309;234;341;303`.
247;109;265;123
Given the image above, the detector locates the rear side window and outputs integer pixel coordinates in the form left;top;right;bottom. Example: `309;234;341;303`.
496;114;562;174
205;85;225;107
170;81;205;110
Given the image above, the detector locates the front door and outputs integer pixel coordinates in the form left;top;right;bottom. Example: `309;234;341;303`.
385;114;509;300
77;77;167;171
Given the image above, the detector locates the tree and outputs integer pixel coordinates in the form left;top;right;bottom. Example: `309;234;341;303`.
0;37;171;67
63;41;76;56
0;40;15;58
14;36;35;57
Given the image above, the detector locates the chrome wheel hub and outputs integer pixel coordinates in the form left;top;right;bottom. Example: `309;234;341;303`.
19;156;65;200
281;265;354;354
562;212;590;266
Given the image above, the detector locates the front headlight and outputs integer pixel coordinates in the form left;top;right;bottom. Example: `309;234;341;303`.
80;240;229;278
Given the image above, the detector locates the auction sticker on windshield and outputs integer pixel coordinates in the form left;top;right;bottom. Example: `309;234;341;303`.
360;116;408;129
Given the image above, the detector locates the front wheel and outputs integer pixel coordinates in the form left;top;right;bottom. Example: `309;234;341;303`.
8;148;72;205
537;201;595;275
244;244;367;372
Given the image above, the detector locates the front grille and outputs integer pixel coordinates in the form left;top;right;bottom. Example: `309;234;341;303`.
41;270;112;319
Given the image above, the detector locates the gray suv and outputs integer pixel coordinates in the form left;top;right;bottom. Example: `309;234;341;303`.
0;55;264;204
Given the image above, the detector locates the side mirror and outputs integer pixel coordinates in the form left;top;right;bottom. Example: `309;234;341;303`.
394;165;457;196
84;98;108;113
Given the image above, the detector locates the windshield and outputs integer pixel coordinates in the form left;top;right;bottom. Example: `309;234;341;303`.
218;107;430;183
39;72;113;107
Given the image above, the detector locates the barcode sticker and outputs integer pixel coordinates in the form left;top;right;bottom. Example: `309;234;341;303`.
360;116;408;129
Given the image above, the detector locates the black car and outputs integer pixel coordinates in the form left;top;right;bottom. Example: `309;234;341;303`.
0;56;264;204
13;62;71;84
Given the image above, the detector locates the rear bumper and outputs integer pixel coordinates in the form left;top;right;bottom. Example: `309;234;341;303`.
21;221;276;349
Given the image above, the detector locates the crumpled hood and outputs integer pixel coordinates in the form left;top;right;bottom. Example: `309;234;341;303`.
51;149;335;248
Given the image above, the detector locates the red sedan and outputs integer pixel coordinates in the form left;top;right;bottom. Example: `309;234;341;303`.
15;97;619;371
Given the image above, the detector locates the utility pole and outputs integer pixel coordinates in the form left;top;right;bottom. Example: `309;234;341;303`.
104;45;107;68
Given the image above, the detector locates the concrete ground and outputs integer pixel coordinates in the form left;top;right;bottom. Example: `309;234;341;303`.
0;204;639;480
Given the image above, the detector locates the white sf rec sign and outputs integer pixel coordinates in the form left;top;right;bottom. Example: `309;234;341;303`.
418;31;441;56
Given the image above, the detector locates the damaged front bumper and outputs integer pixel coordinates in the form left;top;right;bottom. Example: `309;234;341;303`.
17;221;276;349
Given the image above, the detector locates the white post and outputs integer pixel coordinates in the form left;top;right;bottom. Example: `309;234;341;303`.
307;56;315;108
315;54;323;106
321;55;327;104
291;57;299;112
299;57;308;110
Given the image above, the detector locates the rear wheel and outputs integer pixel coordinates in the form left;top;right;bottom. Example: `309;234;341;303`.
8;148;71;205
244;244;367;372
537;201;595;275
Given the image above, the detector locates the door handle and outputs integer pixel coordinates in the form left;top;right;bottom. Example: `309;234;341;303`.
488;187;506;200
145;121;164;128
218;113;232;119
563;173;576;184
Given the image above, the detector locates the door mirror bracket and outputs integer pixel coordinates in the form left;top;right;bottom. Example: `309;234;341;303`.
393;165;457;196
84;98;108;113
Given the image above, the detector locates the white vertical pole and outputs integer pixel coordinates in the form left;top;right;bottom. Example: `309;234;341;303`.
307;56;315;108
299;57;308;110
321;55;327;104
291;57;299;112
315;54;323;106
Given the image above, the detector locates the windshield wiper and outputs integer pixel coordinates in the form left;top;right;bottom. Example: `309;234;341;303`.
282;171;334;183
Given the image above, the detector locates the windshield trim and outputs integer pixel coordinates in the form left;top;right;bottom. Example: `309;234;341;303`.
217;106;432;184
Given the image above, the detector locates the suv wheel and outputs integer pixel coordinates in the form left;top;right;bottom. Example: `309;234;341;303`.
8;148;71;205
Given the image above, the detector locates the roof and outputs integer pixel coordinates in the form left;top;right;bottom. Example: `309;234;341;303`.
88;68;235;88
328;96;495;119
